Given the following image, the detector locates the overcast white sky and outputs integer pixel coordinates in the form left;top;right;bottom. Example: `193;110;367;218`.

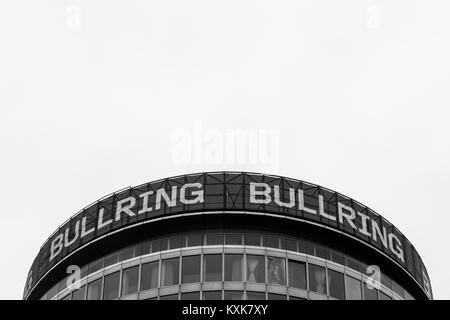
1;0;449;299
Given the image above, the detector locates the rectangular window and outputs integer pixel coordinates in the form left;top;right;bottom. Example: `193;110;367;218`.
186;235;203;247
104;253;119;268
363;284;378;300
288;260;306;290
264;236;279;249
286;239;297;252
141;261;159;291
151;239;161;253
72;285;86;300
267;257;285;285
203;254;222;282
122;266;139;296
224;254;243;281
170;236;182;249
206;234;223;245
345;276;362;300
328;270;345;299
224;291;243;300
87;278;102;300
203;291;222;300
268;293;286;300
119;246;135;262
225;234;242;245
247;292;265;300
181;292;200;300
244;234;261;246
141;241;151;255
308;264;326;295
161;257;180;286
88;258;104;274
182;255;201;283
246;255;265;283
103;272;120;300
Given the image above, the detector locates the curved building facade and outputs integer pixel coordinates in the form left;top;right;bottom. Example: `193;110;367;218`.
23;172;432;300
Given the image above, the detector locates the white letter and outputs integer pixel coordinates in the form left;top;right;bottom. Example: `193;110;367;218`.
318;195;336;220
50;234;64;261
155;186;177;210
97;208;113;229
371;220;388;248
337;202;357;229
274;185;294;208
64;221;80;247
250;182;271;204
357;212;372;237
180;183;204;204
80;216;95;238
138;191;154;214
388;233;404;263
298;189;317;215
115;196;136;221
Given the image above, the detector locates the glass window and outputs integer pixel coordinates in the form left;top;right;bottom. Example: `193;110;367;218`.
89;258;104;274
151;239;161;253
225;254;243;281
206;234;223;245
141;261;159;291
225;234;242;245
298;240;306;253
264;236;279;249
330;251;345;265
204;255;222;282
141;241;151;255
181;292;200;300
224;291;243;300
87;278;102;300
161;238;169;251
203;291;222;300
72;285;86;300
182;255;201;283
246;292;265;300
244;234;261;246
346;257;361;273
363;284;378;300
308;264;326;295
186;235;203;247
267;257;285;285
103;272;120;300
160;294;178;300
122;266;139;296
268;293;286;300
315;245;329;259
379;291;392;300
119;247;135;262
170;236;182;249
288;260;306;289
345;276;362;300
286;239;297;252
161;257;180;286
328;270;345;299
246;255;265;283
104;252;119;268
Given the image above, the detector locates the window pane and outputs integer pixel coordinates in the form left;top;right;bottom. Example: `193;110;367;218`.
268;293;286;300
244;234;261;246
363;284;378;300
267;257;285;285
203;291;222;300
204;255;222;282
151;239;161;253
141;241;151;255
186;235;203;247
345;276;362;300
170;236;182;249
308;264;326;295
264;236;279;249
346;257;361;273
161;258;180;286
87;278;102;300
122;266;139;296
182;255;201;283
161;238;169;251
286;239;297;252
224;291;243;300
328;270;345;299
104;252;119;268
331;251;345;265
206;234;223;245
315;245;328;259
141;261;159;291
89;258;104;274
225;234;242;245
225;254;243;281
72;285;86;300
379;291;392;300
288;260;306;290
181;292;200;300
119;246;135;261
246;292;265;300
246;255;265;283
103;272;120;300
160;294;178;300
